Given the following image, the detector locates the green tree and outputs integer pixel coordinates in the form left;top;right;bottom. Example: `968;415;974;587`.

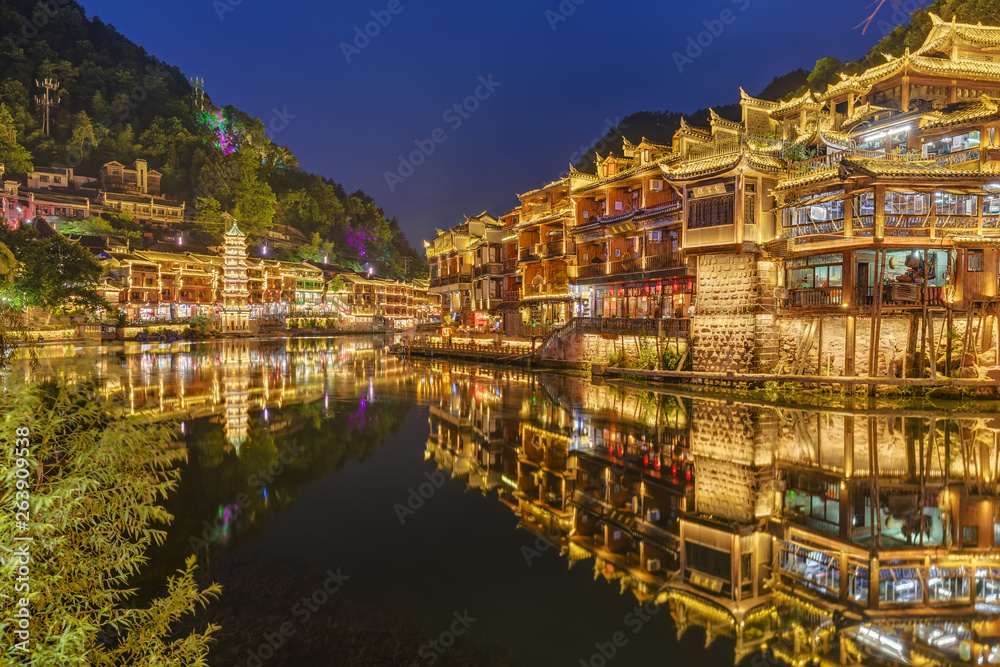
807;57;844;92
0;382;220;666
0;225;107;317
0;103;33;173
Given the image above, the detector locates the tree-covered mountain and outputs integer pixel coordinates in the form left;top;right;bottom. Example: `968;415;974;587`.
0;0;428;278
576;0;1000;173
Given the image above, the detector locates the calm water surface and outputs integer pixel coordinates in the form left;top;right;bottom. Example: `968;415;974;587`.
27;337;1000;666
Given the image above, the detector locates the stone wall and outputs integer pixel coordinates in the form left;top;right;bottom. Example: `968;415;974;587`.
690;401;773;524
542;329;687;368
775;314;971;377
691;254;761;374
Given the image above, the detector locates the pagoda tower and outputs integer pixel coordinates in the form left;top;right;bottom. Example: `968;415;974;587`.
221;220;251;332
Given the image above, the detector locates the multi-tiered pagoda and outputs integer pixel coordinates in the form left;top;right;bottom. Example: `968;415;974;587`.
221;220;251;332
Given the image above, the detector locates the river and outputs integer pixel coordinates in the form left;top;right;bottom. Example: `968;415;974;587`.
24;336;1000;666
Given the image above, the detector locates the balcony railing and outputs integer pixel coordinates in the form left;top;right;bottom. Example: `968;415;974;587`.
577;263;606;280
786;288;843;308
575;317;690;338
523;283;571;297
473;262;501;278
502;289;522;302
502;257;518;272
544;240;565;257
519;248;539;261
787;147;926;179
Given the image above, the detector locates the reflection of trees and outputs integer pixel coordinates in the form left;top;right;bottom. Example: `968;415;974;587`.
141;394;415;587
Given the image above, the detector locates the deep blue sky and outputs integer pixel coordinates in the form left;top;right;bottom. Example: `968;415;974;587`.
80;0;924;244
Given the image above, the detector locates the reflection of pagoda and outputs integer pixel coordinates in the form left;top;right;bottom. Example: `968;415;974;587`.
223;341;251;454
221;220;251;332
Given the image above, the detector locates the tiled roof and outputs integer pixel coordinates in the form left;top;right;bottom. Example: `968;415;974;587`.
839;156;995;181
922;95;1000;129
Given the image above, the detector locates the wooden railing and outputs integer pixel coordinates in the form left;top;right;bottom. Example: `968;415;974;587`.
473;262;501;278
932;146;981;167
502;257;518;272
519;248;539;261
786;288;843;308
544;240;565;257
787;148;924;179
502;289;522;302
575;317;690;338
577;263;607;279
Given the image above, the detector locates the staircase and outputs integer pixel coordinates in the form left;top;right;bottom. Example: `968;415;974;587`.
536;319;578;360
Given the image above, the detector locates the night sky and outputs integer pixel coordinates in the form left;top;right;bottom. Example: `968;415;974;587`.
80;0;926;244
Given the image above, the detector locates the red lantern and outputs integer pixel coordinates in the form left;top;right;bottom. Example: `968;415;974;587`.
672;463;677;477
686;468;692;481
644;454;649;466
654;458;661;470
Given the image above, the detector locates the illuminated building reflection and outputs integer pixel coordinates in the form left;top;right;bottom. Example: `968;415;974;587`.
427;374;1000;666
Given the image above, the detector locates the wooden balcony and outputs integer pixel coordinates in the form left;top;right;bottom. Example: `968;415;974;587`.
473;262;501;278
502;289;522;302
502;257;518;273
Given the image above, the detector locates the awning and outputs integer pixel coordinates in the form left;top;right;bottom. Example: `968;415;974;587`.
608;221;637;235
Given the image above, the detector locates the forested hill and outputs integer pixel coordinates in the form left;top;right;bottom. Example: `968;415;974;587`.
575;0;1000;173
0;0;427;278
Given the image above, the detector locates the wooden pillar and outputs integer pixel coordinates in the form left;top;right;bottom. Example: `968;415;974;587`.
735;172;745;248
901;75;911;112
875;185;886;239
817;316;825;375
845;314;856;377
844;185;854;238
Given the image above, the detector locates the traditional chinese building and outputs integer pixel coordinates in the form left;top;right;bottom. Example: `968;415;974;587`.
220;220;251;332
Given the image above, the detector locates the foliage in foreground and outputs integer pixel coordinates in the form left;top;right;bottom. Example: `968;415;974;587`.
0;382;220;666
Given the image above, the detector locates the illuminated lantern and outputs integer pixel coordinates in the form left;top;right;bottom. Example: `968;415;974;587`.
618;446;624;456
654;458;661;470
672;463;677;477
686;469;692;481
643;454;649;466
609;445;614;455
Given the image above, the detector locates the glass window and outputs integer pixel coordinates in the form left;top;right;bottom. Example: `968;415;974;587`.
878;566;924;605
885;192;928;215
928;566;970;604
968;250;984;273
849;563;870;603
985;196;1000;216
936;193;978;216
855;192;876;216
779;542;840;595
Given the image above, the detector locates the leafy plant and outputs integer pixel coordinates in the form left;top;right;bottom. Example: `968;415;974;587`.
0;382;220;665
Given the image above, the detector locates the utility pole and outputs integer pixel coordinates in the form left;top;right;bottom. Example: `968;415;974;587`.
35;78;59;136
190;76;205;111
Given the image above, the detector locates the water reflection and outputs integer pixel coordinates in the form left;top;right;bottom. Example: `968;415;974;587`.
427;369;1000;666
22;338;1000;665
